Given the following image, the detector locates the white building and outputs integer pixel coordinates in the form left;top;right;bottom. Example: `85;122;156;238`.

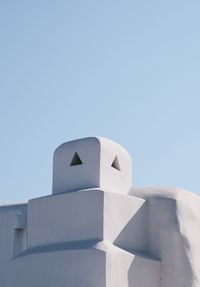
0;137;200;287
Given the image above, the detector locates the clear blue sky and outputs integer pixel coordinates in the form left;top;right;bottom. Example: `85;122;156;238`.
0;0;200;202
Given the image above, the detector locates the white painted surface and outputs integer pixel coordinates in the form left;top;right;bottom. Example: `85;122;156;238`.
99;137;132;194
104;191;147;251
130;187;200;287
0;204;27;266
52;137;101;194
1;248;106;287
0;137;199;286
106;248;161;287
28;190;104;247
52;137;132;195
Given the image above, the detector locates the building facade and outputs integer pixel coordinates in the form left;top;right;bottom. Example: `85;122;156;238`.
0;137;199;287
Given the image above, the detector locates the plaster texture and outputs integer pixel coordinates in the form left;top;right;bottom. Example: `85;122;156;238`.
130;187;200;287
0;137;199;287
52;137;132;195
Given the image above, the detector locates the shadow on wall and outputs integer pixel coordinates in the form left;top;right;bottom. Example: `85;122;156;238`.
113;201;147;253
111;199;162;287
128;255;161;287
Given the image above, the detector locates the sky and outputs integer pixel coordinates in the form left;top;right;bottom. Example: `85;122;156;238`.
0;0;200;202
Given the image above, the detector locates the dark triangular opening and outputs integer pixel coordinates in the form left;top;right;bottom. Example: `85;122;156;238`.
70;152;83;166
111;156;121;171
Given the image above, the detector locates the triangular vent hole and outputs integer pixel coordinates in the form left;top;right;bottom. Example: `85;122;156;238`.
111;156;121;171
70;152;83;166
